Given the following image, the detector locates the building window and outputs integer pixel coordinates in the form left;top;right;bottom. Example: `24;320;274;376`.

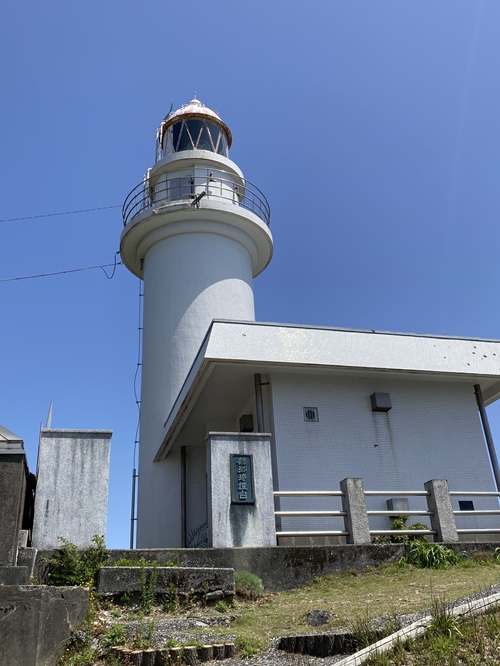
458;500;475;511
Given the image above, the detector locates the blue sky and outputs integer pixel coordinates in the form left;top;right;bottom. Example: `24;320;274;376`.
1;1;499;547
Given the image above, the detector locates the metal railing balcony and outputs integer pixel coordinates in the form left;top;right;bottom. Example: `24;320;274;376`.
122;171;270;227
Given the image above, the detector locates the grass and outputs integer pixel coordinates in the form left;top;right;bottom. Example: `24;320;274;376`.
58;554;500;664
365;605;500;665
197;558;500;650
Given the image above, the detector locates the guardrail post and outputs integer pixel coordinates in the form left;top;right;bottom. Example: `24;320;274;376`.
340;478;371;544
424;479;458;542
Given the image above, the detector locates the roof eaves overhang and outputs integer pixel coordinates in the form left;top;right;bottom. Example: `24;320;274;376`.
154;320;500;460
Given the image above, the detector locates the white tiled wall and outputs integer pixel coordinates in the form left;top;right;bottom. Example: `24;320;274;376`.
270;373;498;532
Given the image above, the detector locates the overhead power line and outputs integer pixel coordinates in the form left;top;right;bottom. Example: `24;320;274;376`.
0;258;123;283
0;204;121;223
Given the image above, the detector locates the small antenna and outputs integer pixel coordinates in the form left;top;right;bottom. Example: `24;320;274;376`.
163;102;173;121
45;400;53;429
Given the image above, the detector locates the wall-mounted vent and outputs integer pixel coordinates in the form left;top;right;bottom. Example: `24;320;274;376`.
370;392;392;412
303;407;319;423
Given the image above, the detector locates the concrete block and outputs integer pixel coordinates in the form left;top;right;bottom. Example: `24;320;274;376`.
425;479;458;542
18;530;28;548
0;566;29;585
32;429;112;549
340;478;371;544
0;585;89;666
386;498;409;514
206;432;276;548
0;453;28;565
16;548;38;579
96;566;235;599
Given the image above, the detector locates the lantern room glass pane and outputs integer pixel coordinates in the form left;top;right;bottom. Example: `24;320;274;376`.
185;119;203;147
172;122;182;151
168;119;229;156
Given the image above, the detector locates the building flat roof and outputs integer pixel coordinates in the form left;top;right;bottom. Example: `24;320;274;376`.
155;320;500;460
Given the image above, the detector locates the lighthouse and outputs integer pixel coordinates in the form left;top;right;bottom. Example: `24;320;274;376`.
120;98;273;546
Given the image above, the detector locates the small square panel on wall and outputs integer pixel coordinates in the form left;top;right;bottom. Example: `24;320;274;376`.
303;407;319;423
370;392;392;412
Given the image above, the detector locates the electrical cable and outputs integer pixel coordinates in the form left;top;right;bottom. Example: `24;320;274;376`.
131;261;144;548
0;204;121;223
0;258;123;283
133;260;144;468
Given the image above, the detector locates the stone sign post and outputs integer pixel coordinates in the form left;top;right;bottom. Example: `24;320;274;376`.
206;432;276;547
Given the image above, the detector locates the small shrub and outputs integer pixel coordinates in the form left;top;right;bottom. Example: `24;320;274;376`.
234;571;264;599
401;541;461;569
101;624;128;648
374;515;427;544
46;535;108;587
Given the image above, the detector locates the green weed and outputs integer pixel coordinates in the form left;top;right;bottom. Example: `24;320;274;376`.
46;535;108;587
101;623;128;648
401;541;462;569
139;561;158;614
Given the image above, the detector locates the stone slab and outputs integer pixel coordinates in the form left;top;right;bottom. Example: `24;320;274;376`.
16;548;37;578
0;454;28;565
96;566;235;599
0;566;29;585
32;429;112;550
0;585;89;666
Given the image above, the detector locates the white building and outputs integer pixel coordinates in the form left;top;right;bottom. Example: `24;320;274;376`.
121;99;500;548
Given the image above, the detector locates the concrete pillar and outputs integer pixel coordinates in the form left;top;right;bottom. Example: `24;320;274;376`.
206;432;276;547
424;479;458;542
32;429;112;549
0;428;29;565
340;478;371;544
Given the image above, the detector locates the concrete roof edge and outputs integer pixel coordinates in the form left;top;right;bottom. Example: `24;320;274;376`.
209;319;500;344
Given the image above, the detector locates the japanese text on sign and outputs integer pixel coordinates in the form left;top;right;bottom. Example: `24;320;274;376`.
230;454;255;504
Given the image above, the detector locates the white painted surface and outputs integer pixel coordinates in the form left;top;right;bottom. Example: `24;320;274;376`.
158;321;500;460
32;430;112;549
203;321;500;385
122;141;274;548
270;373;498;533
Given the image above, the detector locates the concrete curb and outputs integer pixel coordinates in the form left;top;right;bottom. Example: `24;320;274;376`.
334;592;500;666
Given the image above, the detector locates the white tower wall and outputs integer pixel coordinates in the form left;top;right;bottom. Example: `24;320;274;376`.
141;230;255;425
121;99;273;546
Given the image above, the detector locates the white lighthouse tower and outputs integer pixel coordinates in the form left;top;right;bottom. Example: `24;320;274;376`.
120;98;273;547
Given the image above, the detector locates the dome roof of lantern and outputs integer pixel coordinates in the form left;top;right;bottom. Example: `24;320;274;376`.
159;98;232;148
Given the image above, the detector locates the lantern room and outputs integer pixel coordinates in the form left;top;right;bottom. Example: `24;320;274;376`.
156;97;232;161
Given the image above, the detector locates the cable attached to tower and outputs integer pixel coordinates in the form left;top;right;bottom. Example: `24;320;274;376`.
130;258;144;549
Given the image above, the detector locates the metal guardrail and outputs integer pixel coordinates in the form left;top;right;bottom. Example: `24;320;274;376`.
273;487;500;540
449;490;500;534
122;170;270;227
